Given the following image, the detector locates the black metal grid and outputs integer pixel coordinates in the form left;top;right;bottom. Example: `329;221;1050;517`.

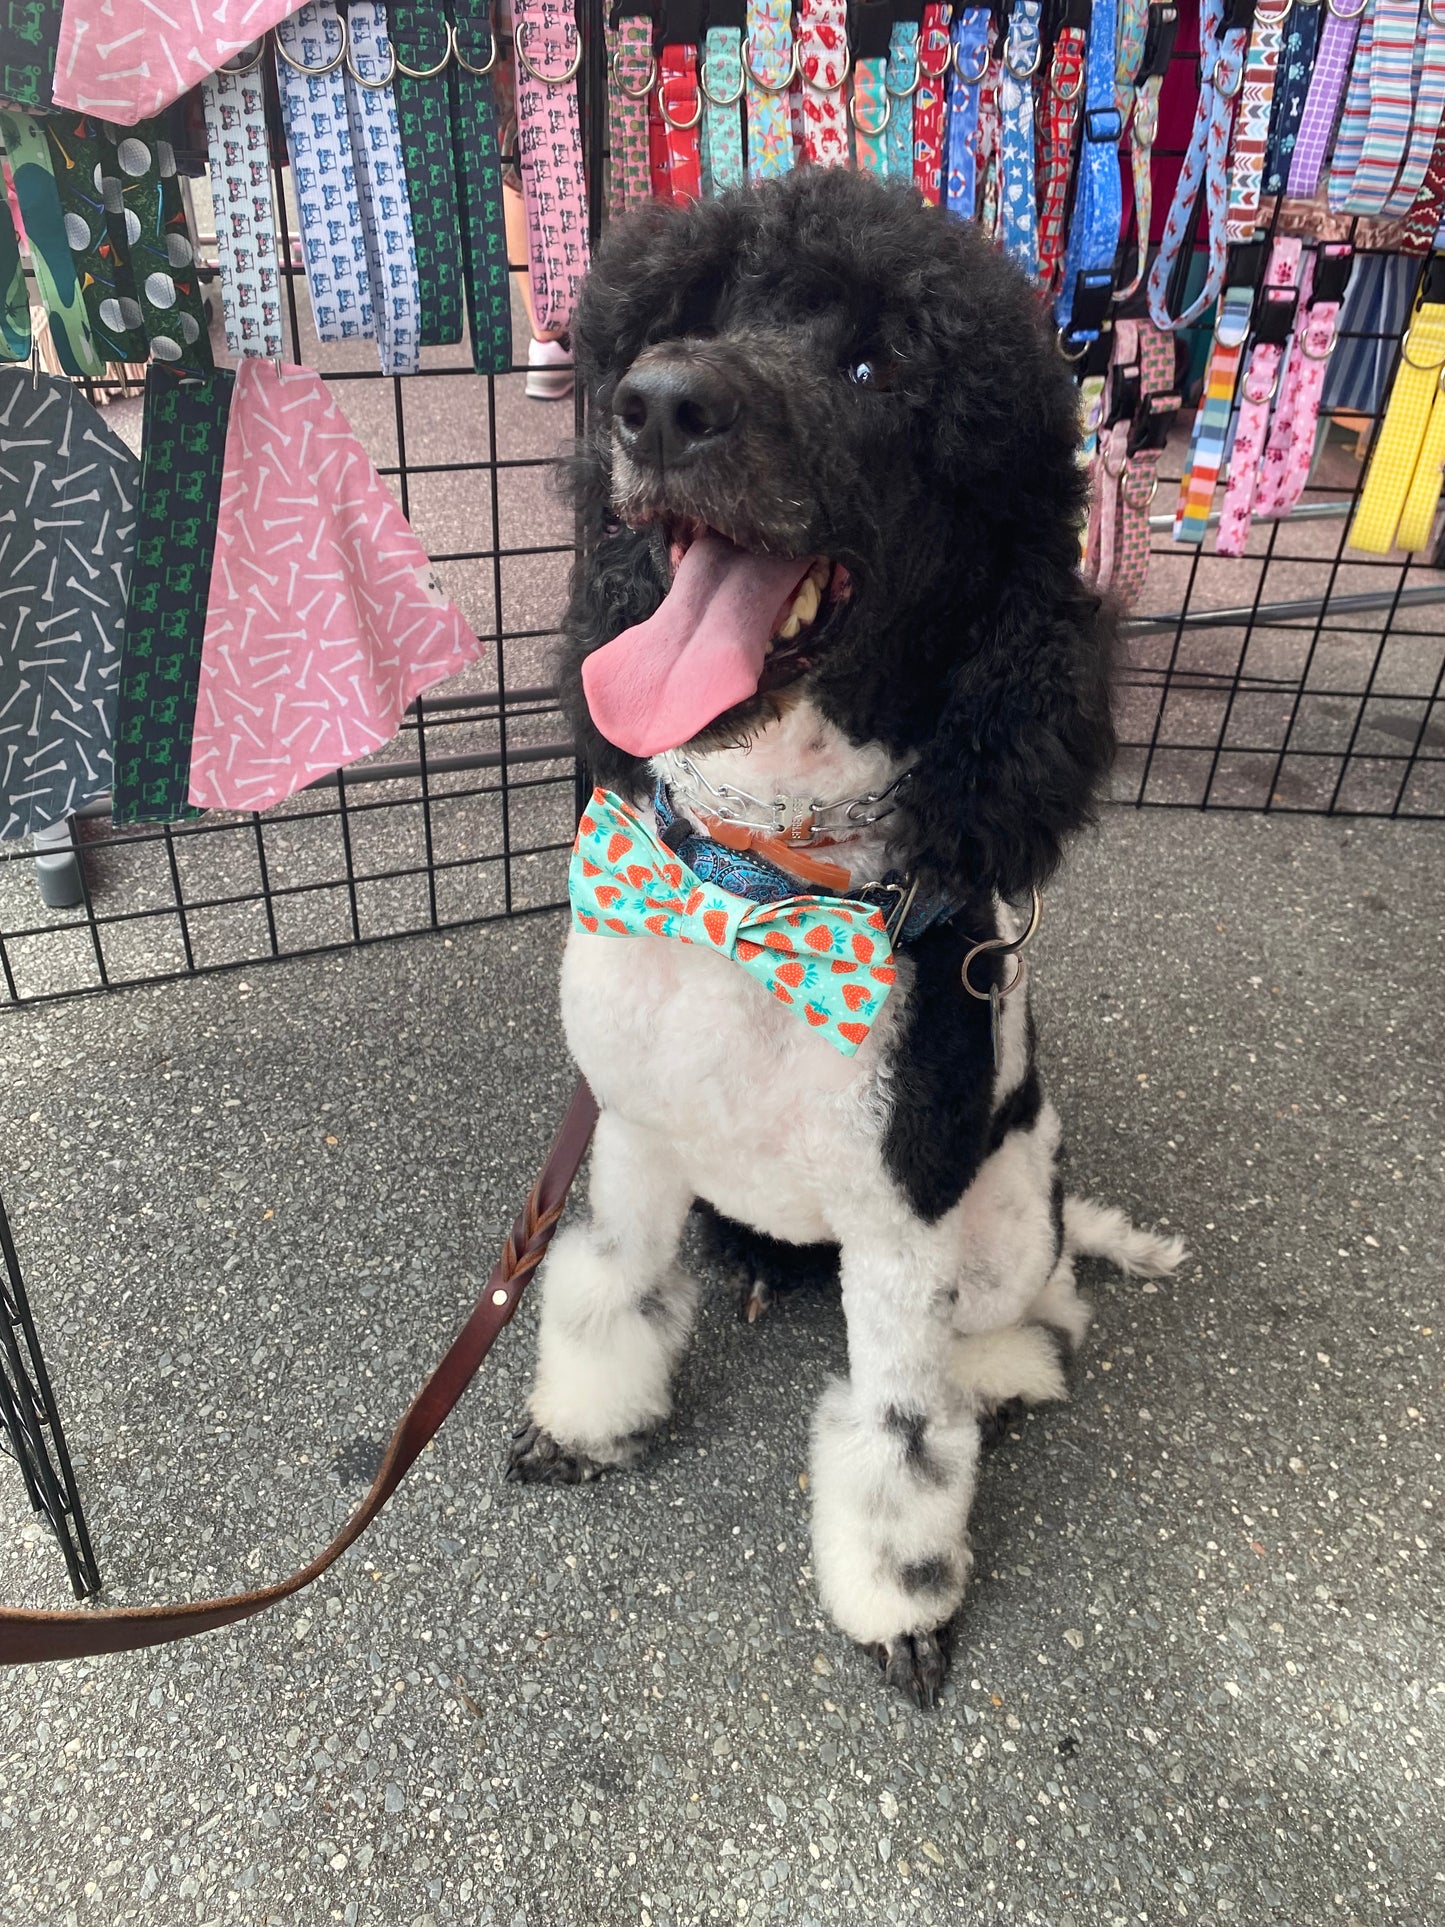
2;20;1443;1010
0;1187;100;1599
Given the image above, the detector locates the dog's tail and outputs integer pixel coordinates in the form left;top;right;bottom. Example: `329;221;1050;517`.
1063;1196;1187;1279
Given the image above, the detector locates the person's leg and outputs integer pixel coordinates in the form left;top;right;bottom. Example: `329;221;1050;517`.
503;179;574;399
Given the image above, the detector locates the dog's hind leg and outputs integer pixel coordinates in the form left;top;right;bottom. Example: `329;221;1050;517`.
808;1223;982;1708
507;1109;696;1484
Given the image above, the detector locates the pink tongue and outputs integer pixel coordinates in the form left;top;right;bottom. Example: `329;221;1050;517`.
582;533;813;756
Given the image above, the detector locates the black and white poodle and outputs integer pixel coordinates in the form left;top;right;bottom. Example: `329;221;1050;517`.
507;168;1182;1704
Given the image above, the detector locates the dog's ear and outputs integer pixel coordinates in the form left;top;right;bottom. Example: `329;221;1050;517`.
895;477;1117;905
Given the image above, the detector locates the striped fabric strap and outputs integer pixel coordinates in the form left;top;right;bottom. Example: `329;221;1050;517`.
944;8;991;220
1332;0;1424;215
342;1;422;374
606;11;655;217
1173;282;1255;543
1286;6;1362;198
1262;0;1324;195
274;3;374;347
745;0;795;179
1037;22;1087;289
1148;0;1247;332
997;1;1042;270
798;0;850;167
1215;237;1304;556
200;56;284;361
1382;10;1445;216
1056;0;1123;346
885;18;920;182
912;2;952;205
1348;265;1445;553
1255;243;1353;519
700;24;746;194
1225;0;1291;242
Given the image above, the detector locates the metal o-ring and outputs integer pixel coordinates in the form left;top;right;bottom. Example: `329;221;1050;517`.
952;40;989;84
451;21;499;75
611;48;658;97
848;88;892;135
1056;328;1089;362
516;19;583;84
919;41;952;80
1399;339;1445;373
275;18;348;77
885;59;921;98
1003;41;1043;80
1211;54;1244;99
657;86;704;129
346;37;398;88
961;946;1026;1001
743;38;799;90
395;34;452;77
218;36;268;75
700;56;746;105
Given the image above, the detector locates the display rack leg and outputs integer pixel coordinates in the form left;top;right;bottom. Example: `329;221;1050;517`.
0;1190;100;1600
32;817;84;911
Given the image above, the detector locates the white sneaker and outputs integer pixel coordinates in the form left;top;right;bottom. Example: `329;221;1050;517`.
525;336;574;401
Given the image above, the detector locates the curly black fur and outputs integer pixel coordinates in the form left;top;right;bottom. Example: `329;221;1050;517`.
557;167;1116;902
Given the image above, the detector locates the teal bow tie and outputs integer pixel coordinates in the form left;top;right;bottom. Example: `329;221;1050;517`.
569;788;898;1055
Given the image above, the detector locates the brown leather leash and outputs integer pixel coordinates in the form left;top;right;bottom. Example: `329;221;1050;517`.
0;1080;599;1667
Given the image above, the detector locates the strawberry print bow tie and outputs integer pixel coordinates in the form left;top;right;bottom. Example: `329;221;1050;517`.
570;789;897;1055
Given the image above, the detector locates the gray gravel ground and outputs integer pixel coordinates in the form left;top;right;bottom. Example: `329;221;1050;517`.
1;806;1442;1927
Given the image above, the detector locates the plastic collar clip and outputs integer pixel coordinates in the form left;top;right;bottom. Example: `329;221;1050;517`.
1106;361;1143;426
1137;2;1179;81
1068;270;1117;339
1128;389;1183;455
1310;243;1355;308
661;0;705;44
1220;0;1258;29
1253;286;1300;348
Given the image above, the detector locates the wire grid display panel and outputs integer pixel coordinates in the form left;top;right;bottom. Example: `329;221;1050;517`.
0;94;587;1008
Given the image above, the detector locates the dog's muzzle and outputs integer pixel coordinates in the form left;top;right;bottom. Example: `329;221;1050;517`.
612;350;743;471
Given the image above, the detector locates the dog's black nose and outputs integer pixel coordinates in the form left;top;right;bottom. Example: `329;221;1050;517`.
612;357;741;469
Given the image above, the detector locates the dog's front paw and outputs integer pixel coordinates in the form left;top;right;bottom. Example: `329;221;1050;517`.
872;1625;952;1709
504;1421;608;1486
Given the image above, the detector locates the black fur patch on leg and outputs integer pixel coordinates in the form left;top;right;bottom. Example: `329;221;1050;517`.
692;1200;840;1309
978;1397;1025;1452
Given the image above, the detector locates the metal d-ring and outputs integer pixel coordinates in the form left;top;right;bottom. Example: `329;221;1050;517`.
919;37;952;80
611;47;658;97
346;35;398;88
700;55;747;104
451;20;499;75
515;19;583;83
952;39;989;84
1003;39;1043;80
848;87;892;134
960;888;1043;1002
1056;327;1090;361
743;38;800;90
657;84;704;129
218;36;268;75
885;58;921;98
275;18;348;77
1400;338;1445;373
394;31;452;77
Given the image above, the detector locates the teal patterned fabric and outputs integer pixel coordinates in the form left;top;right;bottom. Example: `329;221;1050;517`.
113;368;235;827
390;1;466;346
447;0;513;375
0;187;30;362
701;27;745;196
0;0;62;110
884;20;919;182
42;113;150;365
0;108;103;377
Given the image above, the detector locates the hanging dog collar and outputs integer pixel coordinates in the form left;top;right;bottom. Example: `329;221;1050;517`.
700;0;747;193
513;0;590;332
1286;0;1366;200
201;42;286;363
607;0;658;213
1253;242;1353;523
342;1;424;375
1213;236;1304;556
797;0;851;168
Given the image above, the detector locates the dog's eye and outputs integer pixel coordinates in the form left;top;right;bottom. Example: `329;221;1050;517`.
849;361;875;387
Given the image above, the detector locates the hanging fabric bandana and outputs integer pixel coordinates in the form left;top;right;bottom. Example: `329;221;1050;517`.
40;113;150;366
0;109;104;378
606;1;657;214
274;2;376;348
112;366;235;826
51;0;299;124
96;116;213;372
1;0;62;110
187;361;481;814
446;0;514;377
389;0;466;347
513;0;590;334
570;789;898;1058
200;49;285;362
342;1;423;375
0;371;137;839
